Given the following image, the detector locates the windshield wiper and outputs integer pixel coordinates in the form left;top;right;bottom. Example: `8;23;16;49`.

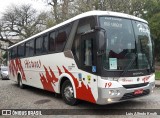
120;53;137;77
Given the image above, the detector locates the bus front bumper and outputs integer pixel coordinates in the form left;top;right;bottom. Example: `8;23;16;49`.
96;82;155;105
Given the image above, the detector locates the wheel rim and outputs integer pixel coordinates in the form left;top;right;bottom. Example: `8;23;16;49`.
64;85;74;101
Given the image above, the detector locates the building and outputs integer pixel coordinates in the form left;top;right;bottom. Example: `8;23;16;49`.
0;39;21;65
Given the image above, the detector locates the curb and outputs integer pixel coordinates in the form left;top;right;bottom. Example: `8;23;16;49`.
155;84;160;87
155;80;160;87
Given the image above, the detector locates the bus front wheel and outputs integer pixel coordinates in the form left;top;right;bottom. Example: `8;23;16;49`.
61;80;79;105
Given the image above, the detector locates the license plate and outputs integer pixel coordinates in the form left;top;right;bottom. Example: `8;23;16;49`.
134;89;143;95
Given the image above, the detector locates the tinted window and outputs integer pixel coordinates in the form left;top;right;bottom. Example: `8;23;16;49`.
35;35;48;55
10;47;17;59
77;17;95;34
73;17;95;60
17;44;25;57
35;37;43;55
49;31;55;51
55;29;67;52
55;24;72;52
26;40;34;57
42;35;48;53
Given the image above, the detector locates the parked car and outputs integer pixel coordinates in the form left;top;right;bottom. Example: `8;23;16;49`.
0;66;9;80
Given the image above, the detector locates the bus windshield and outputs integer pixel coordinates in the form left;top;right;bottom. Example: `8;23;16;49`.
99;16;153;71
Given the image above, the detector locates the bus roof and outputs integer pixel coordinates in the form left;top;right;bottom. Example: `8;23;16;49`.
8;10;148;49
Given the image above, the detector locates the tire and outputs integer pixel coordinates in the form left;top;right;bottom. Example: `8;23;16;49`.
18;75;25;89
1;75;4;80
61;80;79;105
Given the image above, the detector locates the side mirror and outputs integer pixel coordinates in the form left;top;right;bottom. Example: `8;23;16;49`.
97;30;106;56
94;26;106;50
98;31;105;50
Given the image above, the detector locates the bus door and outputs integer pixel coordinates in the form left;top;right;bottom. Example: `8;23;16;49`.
80;32;97;74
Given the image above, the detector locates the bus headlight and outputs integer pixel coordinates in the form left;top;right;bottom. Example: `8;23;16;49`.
109;90;120;96
115;90;120;96
113;78;119;81
101;77;118;81
109;90;114;95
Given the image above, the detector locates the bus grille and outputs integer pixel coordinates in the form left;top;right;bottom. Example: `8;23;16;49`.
122;82;149;89
120;89;150;101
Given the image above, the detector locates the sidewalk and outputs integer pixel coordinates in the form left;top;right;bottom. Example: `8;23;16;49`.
155;80;160;87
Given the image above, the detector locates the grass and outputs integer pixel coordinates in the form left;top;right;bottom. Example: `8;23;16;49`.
155;71;160;80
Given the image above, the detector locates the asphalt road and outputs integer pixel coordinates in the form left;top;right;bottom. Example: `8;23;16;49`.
0;79;160;118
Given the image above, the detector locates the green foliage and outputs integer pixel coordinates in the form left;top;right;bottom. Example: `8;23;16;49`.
2;52;7;59
149;12;160;61
45;17;57;29
155;71;160;80
142;0;160;61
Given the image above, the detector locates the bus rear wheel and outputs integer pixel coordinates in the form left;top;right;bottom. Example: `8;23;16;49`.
18;75;24;89
61;80;79;105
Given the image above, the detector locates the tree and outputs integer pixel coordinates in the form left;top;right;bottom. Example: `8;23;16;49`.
47;0;74;24
142;0;160;61
0;4;48;62
0;21;14;50
1;4;48;42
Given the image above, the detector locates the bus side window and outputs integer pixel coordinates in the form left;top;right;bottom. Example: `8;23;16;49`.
43;35;48;53
26;40;34;57
17;44;25;58
77;17;96;34
56;29;67;52
55;24;72;52
73;16;95;61
10;47;17;59
49;31;55;52
35;37;43;55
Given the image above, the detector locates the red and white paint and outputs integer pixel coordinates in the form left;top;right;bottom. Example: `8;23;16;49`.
8;53;155;104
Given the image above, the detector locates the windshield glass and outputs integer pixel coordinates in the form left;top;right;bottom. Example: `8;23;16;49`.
99;16;153;71
1;67;8;71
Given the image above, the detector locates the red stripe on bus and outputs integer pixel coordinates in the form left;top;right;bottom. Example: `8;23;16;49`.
40;66;58;92
57;66;62;75
9;59;26;81
63;66;96;103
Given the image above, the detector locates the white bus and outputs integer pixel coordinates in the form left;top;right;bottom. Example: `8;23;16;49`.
8;11;155;105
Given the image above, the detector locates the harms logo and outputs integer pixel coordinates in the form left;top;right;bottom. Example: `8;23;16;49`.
122;78;133;82
24;59;41;68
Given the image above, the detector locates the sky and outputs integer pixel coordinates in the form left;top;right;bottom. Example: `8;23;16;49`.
0;0;51;18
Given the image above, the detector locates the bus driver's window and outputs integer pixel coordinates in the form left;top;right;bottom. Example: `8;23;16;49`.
84;39;93;66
